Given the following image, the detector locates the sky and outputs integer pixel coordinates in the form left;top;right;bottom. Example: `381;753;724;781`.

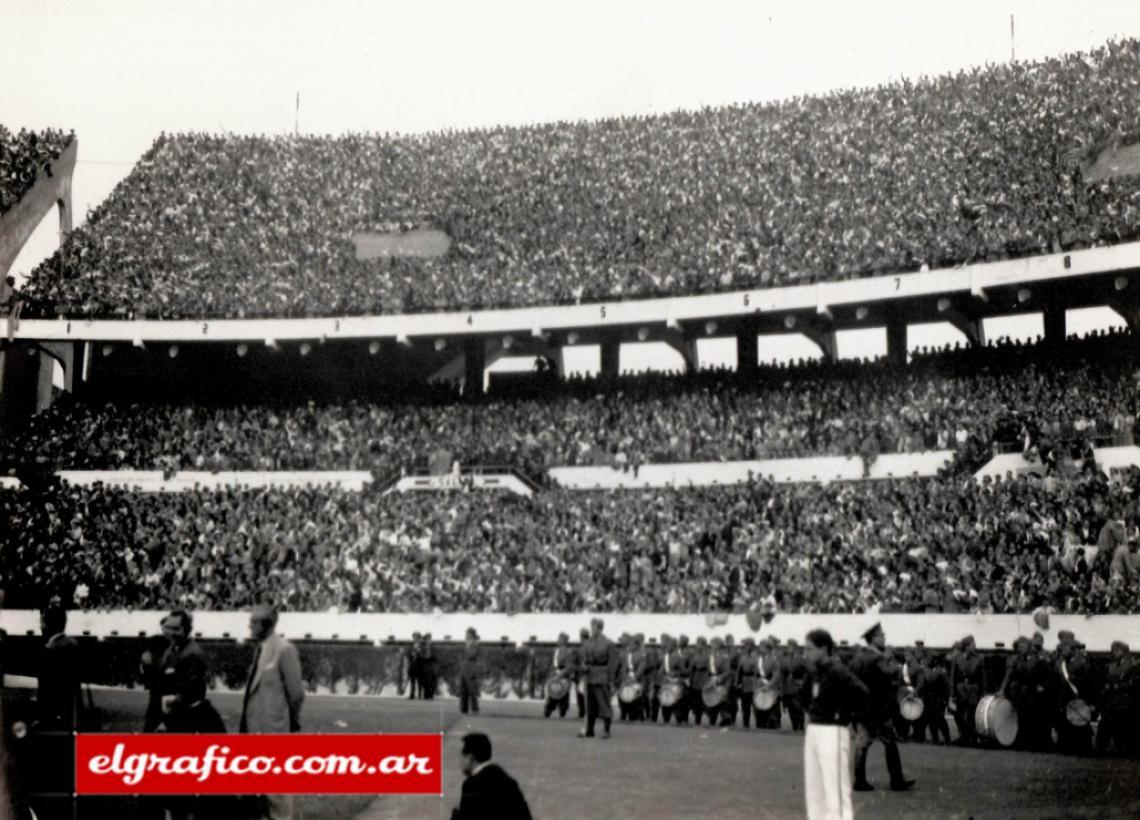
3;0;1139;374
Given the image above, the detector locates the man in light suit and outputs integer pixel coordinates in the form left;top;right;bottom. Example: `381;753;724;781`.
240;604;305;820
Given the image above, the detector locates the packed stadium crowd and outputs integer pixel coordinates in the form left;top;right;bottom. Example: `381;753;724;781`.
17;40;1140;319
2;331;1136;478
0;125;71;216
3;462;1140;614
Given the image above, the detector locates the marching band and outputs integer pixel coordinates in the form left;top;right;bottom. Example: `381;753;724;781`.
537;626;1139;757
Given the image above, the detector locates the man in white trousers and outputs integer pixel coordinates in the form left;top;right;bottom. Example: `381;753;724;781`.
803;629;869;820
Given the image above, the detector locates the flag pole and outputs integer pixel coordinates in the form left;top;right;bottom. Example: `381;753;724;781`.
295;92;300;135
1010;14;1015;63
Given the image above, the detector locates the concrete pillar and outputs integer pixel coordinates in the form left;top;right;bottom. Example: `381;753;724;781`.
40;341;78;392
886;321;907;366
600;336;621;379
736;330;758;373
463;338;486;398
1043;306;1066;345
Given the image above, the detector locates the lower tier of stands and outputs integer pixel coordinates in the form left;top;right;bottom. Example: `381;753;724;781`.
4;467;1140;615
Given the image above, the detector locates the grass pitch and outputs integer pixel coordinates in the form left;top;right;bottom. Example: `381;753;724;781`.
33;689;1140;819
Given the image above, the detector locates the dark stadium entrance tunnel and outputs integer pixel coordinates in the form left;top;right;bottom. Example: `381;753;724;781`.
0;340;70;435
79;338;459;404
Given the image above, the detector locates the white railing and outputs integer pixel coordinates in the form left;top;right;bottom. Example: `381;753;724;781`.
9;241;1140;342
2;609;1137;652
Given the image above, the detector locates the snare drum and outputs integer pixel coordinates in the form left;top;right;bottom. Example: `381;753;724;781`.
702;681;727;709
546;675;569;701
975;694;1018;747
1065;698;1092;727
660;679;686;708
898;692;925;722
619;681;644;704
752;683;778;712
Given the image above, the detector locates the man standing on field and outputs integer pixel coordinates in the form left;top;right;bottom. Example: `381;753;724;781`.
803;629;869;820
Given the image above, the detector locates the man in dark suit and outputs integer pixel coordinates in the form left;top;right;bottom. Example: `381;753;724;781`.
421;634;438;699
38;603;82;730
406;633;422;700
155;609;209;731
451;733;532;820
458;628;482;714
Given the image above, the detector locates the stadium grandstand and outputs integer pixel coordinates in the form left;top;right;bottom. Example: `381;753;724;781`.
4;21;1140;820
10;39;1140;320
0;127;72;217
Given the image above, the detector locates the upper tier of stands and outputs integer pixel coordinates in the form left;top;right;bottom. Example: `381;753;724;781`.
15;40;1140;320
2;331;1134;479
3;468;1139;615
0;126;72;218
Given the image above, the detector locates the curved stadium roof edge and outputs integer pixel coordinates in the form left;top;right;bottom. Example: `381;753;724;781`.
11;240;1140;343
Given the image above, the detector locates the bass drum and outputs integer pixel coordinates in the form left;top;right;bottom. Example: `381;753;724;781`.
660;680;686;708
1065;698;1092;727
753;683;778;712
975;695;1018;747
619;682;644;704
702;681;727;709
546;675;569;700
898;693;925;722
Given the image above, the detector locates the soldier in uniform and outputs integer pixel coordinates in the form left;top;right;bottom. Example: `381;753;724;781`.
578;618;620;739
641;635;661;723
1096;640;1138;755
689;636;711;726
949;635;986;746
917;654;951;744
458;628;482;715
999;635;1052;751
850;623;915;792
1053;632;1093;754
783;639;808;732
617;634;635;722
574;627;590;718
543;632;574;719
721;635;740;727
736;637;760;729
663;634;692;725
621;634;648;722
756;638;784;730
705;637;732;727
894;647;924;741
